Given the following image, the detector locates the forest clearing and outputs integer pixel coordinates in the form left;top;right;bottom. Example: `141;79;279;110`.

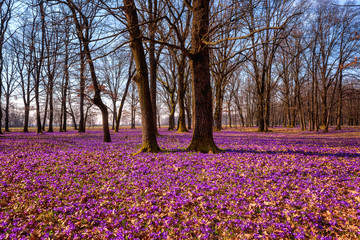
1;127;359;239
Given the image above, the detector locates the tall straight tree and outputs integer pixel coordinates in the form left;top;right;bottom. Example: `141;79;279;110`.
33;0;46;133
123;0;160;152
0;0;12;134
186;0;220;153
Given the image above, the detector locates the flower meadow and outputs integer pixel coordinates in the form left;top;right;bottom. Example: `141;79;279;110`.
0;127;359;239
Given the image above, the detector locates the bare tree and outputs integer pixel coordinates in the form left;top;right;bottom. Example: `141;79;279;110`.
61;0;111;142
1;47;18;132
0;0;12;133
123;0;161;152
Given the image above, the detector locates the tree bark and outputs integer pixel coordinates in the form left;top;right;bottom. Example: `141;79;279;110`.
66;0;111;142
123;0;160;153
214;78;224;132
177;53;188;132
78;46;85;132
168;93;176;131
186;0;220;153
148;0;159;136
4;93;9;132
115;63;133;133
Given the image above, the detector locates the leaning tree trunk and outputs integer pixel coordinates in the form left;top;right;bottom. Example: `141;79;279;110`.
85;44;111;142
123;0;160;153
186;0;220;153
115;65;133;133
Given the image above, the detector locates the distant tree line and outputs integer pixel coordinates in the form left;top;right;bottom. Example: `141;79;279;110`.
0;0;359;152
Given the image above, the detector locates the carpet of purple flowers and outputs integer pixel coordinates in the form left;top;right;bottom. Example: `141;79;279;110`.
0;127;359;239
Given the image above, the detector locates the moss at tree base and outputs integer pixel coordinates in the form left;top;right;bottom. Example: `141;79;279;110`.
134;141;162;155
186;138;223;153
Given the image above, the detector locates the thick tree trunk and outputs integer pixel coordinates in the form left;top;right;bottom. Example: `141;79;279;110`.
186;0;220;153
123;0;160;152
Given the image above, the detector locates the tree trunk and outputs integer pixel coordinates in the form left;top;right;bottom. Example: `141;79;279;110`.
123;0;160;152
112;100;117;130
24;103;30;132
48;75;54;132
228;101;232;128
168;93;176;131
42;90;49;131
115;66;133;133
336;64;343;130
177;53;188;132
148;0;159;136
78;47;85;132
61;40;69;132
186;0;220;153
214;78;223;132
131;106;136;129
4;93;10;132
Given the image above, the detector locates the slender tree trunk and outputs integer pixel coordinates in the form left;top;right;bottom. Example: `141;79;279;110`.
214;78;223;132
78;48;85;132
85;44;111;142
24;103;30;132
186;0;220;153
177;53;188;132
42;91;49;131
123;0;160;152
115;65;133;133
48;75;54;132
148;0;159;136
4;93;9;132
131;106;136;129
168;93;176;131
321;89;328;133
112;100;116;130
336;71;342;130
228;101;232;128
0;47;2;134
68;100;78;130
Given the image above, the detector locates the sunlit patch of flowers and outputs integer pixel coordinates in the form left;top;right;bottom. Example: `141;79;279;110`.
0;127;359;239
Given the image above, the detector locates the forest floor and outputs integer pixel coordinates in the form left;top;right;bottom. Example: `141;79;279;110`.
0;127;359;239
